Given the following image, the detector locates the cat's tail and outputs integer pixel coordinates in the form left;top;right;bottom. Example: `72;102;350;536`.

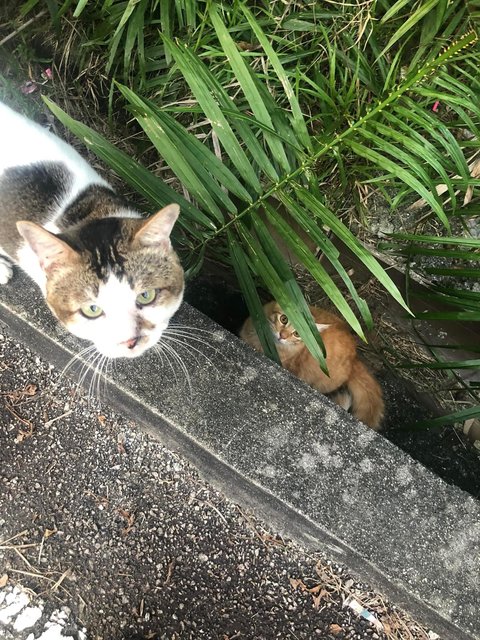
346;360;384;431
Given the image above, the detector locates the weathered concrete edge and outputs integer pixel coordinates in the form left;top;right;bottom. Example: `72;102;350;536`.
0;297;475;640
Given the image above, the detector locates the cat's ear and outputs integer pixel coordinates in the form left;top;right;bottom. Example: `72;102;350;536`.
16;221;78;273
134;204;179;249
316;323;331;333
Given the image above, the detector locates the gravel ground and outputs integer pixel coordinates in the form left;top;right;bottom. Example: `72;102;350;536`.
0;330;437;640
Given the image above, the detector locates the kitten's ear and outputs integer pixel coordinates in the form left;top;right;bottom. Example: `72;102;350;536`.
134;204;179;249
316;323;331;333
16;221;78;273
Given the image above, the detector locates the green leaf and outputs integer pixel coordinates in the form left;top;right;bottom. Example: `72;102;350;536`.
42;96;214;237
344;138;450;229
295;187;411;314
228;230;280;364
165;38;278;185
372;117;456;208
415;311;480;321
240;4;311;151
413;405;480;429
380;0;442;55
73;0;89;17
209;3;291;173
400;359;480;369
390;233;480;246
238;220;327;370
424;267;480;278
263;202;366;339
117;83;226;222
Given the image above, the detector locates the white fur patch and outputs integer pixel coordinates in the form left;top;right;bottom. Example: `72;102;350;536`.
0;102;109;225
69;273;182;358
16;244;47;292
0;256;13;284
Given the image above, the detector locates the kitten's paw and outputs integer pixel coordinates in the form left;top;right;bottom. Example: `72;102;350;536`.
0;257;13;284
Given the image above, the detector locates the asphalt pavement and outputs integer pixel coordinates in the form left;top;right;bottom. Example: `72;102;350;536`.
0;329;436;640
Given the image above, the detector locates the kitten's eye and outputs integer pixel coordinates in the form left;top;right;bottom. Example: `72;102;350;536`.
280;314;288;325
292;330;300;338
136;289;157;306
80;304;103;319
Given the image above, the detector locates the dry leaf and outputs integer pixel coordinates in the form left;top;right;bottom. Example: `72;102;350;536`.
308;584;323;594
382;620;392;634
0;574;8;588
44;528;56;539
98;415;107;426
24;384;37;396
289;578;305;591
118;508;135;536
329;624;343;635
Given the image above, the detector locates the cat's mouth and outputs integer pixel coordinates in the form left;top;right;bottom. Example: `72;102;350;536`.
94;334;152;358
118;334;151;358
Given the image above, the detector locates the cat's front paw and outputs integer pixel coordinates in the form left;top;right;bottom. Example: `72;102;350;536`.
0;256;13;284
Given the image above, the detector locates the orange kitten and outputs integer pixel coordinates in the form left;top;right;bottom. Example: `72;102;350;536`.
240;301;384;430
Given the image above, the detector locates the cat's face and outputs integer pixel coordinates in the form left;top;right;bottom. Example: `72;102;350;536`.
265;302;329;347
265;303;303;346
17;205;184;358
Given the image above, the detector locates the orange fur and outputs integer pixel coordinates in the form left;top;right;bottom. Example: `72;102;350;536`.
240;301;384;430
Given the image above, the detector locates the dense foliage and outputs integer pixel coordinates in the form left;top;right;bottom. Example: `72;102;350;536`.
4;0;480;420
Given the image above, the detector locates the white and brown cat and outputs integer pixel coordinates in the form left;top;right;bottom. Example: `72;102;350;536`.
240;301;384;430
0;101;184;358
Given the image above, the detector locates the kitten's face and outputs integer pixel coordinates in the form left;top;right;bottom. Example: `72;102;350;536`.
265;302;329;348
18;205;184;358
266;303;303;347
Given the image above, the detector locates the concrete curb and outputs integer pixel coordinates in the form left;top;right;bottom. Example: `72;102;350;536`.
1;272;479;640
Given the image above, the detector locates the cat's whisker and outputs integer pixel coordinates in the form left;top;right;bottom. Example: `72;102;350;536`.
72;347;102;402
93;355;106;403
157;341;192;395
162;334;218;374
56;344;97;388
154;344;179;387
77;348;99;386
85;351;105;404
97;355;109;402
164;328;224;362
164;328;223;353
169;323;217;335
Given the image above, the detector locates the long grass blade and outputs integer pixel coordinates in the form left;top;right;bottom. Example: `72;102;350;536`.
240;4;311;151
209;3;291;173
228;230;280;363
42;96;214;236
165;37;278;185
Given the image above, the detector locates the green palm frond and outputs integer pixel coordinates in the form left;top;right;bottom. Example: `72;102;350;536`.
43;5;480;367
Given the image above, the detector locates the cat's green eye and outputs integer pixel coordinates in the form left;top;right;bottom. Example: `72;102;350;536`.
280;314;288;325
136;289;157;306
80;304;103;319
293;330;300;338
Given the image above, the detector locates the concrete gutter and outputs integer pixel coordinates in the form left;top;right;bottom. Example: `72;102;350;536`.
1;271;479;640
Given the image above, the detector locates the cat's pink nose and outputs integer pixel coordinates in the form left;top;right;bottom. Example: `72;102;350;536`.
125;337;139;350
